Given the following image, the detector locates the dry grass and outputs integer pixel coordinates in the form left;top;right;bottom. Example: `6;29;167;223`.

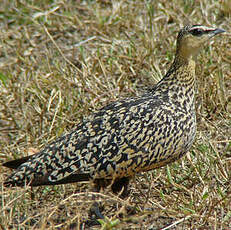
0;0;231;229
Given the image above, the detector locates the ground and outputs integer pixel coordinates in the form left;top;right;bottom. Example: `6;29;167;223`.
0;0;231;229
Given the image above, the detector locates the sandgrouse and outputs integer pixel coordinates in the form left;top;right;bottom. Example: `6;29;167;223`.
3;25;225;196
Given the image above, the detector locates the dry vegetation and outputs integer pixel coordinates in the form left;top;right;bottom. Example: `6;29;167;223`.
0;0;231;229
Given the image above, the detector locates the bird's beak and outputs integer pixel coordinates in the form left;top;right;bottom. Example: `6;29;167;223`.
209;28;226;37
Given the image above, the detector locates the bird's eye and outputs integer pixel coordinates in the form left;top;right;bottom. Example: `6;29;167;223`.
190;28;203;36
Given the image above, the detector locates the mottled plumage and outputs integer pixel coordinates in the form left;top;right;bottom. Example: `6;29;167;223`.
3;25;225;194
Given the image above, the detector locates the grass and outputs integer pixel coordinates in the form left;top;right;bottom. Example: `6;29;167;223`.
0;0;231;229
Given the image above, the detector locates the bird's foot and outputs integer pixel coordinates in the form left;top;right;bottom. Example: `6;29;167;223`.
84;202;104;227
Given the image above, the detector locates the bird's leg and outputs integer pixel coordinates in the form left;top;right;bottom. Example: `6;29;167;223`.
111;177;137;216
88;177;131;221
111;177;131;198
87;177;131;224
88;179;110;221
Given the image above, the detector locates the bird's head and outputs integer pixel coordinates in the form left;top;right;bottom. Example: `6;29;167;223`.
176;25;225;60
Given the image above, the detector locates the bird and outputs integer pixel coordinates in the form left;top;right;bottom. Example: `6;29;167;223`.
3;25;225;198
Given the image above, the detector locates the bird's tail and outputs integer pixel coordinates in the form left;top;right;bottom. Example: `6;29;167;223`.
3;157;91;187
3;156;32;169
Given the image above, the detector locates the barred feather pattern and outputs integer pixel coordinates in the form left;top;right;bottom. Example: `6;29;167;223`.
5;24;225;188
4;59;196;187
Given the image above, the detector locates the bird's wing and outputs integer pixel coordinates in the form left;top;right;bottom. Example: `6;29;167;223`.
48;97;163;182
4;95;164;186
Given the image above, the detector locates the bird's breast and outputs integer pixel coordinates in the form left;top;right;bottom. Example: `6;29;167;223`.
149;106;196;166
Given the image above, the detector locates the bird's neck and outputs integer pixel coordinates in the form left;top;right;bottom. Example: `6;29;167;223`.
167;55;196;86
155;55;196;109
